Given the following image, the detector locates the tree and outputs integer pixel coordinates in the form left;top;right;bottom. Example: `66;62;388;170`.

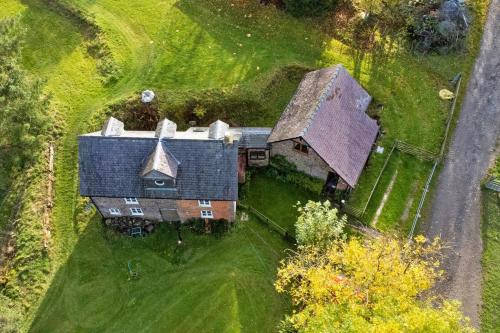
275;235;475;332
0;17;51;171
295;200;346;248
283;0;337;17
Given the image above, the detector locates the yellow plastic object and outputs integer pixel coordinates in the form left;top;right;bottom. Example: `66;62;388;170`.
439;89;455;100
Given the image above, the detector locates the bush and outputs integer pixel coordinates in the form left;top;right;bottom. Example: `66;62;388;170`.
184;218;231;236
283;0;337;17
267;155;324;194
184;218;205;234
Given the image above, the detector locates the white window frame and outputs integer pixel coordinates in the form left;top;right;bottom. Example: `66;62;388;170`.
155;180;165;186
124;197;139;204
109;208;121;215
130;207;144;216
198;200;211;207
201;210;214;219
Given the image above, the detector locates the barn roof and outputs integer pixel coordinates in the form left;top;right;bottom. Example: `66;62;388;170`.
267;65;379;187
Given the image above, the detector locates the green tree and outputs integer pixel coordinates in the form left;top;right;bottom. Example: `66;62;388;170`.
0;17;51;171
283;0;337;17
276;235;475;332
295;200;346;248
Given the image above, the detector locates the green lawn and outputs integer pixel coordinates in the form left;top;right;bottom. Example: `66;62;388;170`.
349;151;433;233
29;215;290;332
244;172;319;235
0;0;489;330
481;190;500;332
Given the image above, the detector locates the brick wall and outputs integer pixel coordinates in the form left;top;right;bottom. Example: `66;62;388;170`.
177;200;236;222
271;139;332;180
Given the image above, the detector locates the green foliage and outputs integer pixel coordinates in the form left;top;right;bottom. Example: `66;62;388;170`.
267;155;325;194
41;0;120;82
295;200;346;247
184;218;231;236
481;190;500;332
192;104;207;119
276;235;475;332
283;0;337;17
0;17;52;171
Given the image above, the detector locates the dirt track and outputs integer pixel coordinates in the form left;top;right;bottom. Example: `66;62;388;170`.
425;0;500;328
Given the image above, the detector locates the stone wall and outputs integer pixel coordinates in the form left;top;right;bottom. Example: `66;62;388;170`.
270;138;332;180
247;149;270;167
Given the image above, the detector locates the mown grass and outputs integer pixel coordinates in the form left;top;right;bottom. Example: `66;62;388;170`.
481;190;500;332
244;172;319;235
349;151;433;233
0;0;490;330
29;215;290;333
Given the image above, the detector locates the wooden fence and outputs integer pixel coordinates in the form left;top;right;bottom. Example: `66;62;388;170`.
395;140;438;162
237;202;296;243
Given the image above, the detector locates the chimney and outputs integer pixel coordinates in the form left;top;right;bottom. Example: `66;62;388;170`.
155;118;177;139
208;120;229;139
101;117;124;136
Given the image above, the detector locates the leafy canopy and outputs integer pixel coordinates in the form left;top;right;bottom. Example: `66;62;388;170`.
295;200;346;248
0;17;52;170
276;235;475;332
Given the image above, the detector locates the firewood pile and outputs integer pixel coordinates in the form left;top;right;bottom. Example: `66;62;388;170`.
103;217;157;235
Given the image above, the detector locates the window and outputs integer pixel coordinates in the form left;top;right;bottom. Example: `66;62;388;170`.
201;210;214;219
249;151;266;160
130;207;144;216
198;200;211;207
124;197;138;204
109;208;121;215
293;140;309;154
155;180;165;186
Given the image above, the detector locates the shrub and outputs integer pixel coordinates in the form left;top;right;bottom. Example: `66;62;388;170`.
267;155;324;194
283;0;337;17
184;218;205;234
211;219;230;237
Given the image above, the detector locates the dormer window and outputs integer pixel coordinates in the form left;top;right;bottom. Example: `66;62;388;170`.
155;180;165;186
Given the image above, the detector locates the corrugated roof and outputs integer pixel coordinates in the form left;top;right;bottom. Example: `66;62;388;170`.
268;64;378;187
79;136;238;200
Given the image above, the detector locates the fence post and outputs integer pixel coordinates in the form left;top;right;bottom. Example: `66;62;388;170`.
362;142;396;216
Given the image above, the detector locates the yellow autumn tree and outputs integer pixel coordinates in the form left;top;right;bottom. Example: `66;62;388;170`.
275;235;475;332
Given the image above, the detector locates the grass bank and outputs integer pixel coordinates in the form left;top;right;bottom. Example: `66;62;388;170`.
481;190;500;332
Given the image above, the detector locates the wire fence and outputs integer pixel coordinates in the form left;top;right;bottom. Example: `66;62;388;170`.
237;202;296;243
348;75;462;240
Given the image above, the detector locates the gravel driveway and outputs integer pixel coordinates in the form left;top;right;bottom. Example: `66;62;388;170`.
425;0;500;328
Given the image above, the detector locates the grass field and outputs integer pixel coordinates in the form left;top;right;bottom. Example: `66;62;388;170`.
244;172;319;235
29;215;290;332
481;190;500;332
0;0;489;331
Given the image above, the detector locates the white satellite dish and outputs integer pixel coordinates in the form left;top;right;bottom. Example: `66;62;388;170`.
141;90;155;103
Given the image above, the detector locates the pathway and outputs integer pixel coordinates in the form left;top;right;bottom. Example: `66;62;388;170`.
425;0;500;327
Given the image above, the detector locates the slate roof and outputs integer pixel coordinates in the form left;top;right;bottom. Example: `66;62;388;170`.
141;142;179;179
268;64;379;187
79;136;238;200
237;127;272;149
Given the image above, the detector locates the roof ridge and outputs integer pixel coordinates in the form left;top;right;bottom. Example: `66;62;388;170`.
300;65;342;138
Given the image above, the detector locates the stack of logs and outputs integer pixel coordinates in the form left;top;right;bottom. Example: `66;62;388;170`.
104;217;157;235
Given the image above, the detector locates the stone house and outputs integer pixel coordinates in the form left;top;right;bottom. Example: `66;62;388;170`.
78;64;378;223
267;65;379;190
